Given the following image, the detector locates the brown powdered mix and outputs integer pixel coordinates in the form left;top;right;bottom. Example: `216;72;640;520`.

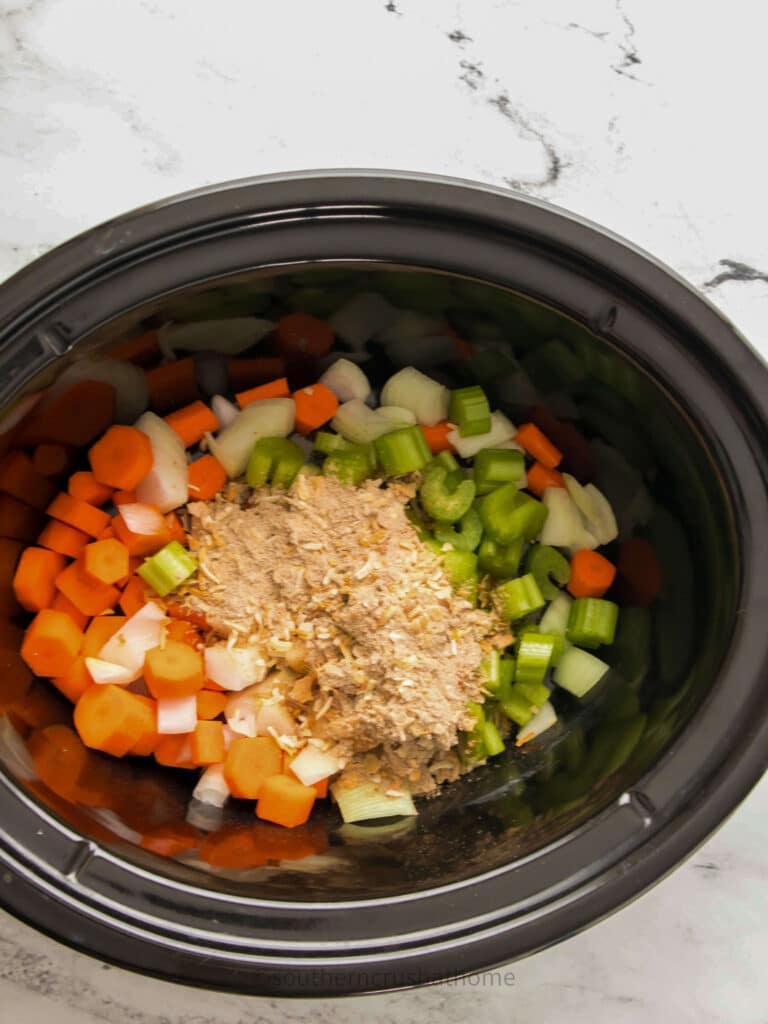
181;474;507;794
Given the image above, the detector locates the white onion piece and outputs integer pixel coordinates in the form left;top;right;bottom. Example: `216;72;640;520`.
256;703;296;738
447;411;516;458
328;292;399;348
206;397;295;478
516;701;557;746
159;318;274;355
380;367;449;426
318;358;371;402
331;399;393;444
85;658;135;686
288;745;340;786
583;483;619;546
376;405;417;426
46;359;149;423
134;411;188;512
0;714;37;780
211;394;239;428
225;687;262;737
99;602;166;681
192;764;230;807
205;645;268;690
157;696;198;735
539;488;586;548
117;502;166;536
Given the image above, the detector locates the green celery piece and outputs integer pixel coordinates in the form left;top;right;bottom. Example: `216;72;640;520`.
494;573;546;622
246;437;305;489
515;632;557;687
137;541;198;598
526;544;571;600
478;483;548;544
512;679;551;707
430;450;460;473
433;506;483;551
322;449;371;486
477;536;523;579
374;425;431;476
314;431;348;455
473;447;525;495
419;464;476;524
442;549;478;586
566;597;619;648
482;719;506;756
448;385;491;437
502;690;535;726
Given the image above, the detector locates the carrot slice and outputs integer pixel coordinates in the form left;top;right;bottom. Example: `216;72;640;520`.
163;400;219;447
113;489;137;506
81;615;127;658
514;422;563;470
112;507;171;557
196;690;227;720
153;733;195;768
227;357;286;394
119;575;153;617
144;641;205;699
275;313;333;359
420;422;453;454
89;425;154;490
312;777;328;799
0;494;44;541
56;560;120;616
235;377;291;409
32;444;71;478
568;549;617;599
68;471;114;506
224;736;283;799
47;492;111;538
51;655;93;703
256;773;316;828
21;381;116;447
164;512;187;545
528;405;595;482
0;451;57;510
526;462;566;498
145;358;198;413
74;684;155;757
191;720;225;766
38;519;90;558
20;608;83;677
12;547;68;612
51;592;90;631
127;694;159;756
616;538;663;608
82;539;130;586
292;383;339;435
187;455;227;500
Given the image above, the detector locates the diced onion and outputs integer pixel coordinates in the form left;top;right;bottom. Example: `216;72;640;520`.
516;701;557;746
118;502;166;536
206;397;295;478
211;394;240;428
225;687;261;737
159;317;274;356
192;764;230;807
447;410;516;458
205;645;268;691
256;703;296;738
99;602;166;681
318;358;371;403
328;292;399;348
331;399;394;444
539;487;589;548
134;411;188;512
380;367;449;426
289;745;340;786
157;695;198;735
376;405;417;426
583;483;619;545
330;780;417;823
84;658;135;686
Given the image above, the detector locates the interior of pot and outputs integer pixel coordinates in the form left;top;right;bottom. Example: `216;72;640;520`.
0;264;738;899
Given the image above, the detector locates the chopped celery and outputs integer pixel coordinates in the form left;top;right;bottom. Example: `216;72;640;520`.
374;424;431;476
419;464;476;523
525;544;571;600
478;483;548;544
482;720;505;756
481;650;501;690
448;385;491;437
473;447;525;495
246;437;305;489
433;506;483;552
138;541;198;598
331;780;417;823
567;597;619;648
477;536;523;579
512;678;551;707
322;449;371;486
502;690;535;726
553;645;609;697
494;573;546;622
515;632;558;686
431;450;460;473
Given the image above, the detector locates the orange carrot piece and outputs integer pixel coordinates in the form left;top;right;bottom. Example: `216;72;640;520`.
292;383;339;434
89;425;154;490
191;720;225;766
420;422;453;454
38;519;90;558
47;492;110;538
224;736;283;799
312;777;328;799
119;575;153;617
202;677;226;692
74;684;155;758
127;694;159;756
21;609;83;677
51;655;93;703
166;602;209;631
144;641;205;700
0;645;32;713
526;462;566;498
275;313;333;359
113;489;137;506
68;471;114;506
153;733;195;768
32;443;71;478
514;422;563;470
11;681;70;728
187;455;227;501
235;377;291;409
140;822;200;857
112;508;171;557
82;538;130;586
227;357;286;394
616;538;663;608
164;400;219;447
51;591;90;631
81;615;127;658
166;618;200;647
22;381;116;447
0;494;43;541
145;358;198;413
108;330;160;367
567;549;617;599
256;773;316;828
164;512;187;545
196;690;227;720
0;451;57;510
13;547;68;612
55;560;120;616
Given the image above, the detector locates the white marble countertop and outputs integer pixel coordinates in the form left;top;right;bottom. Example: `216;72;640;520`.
0;0;766;1021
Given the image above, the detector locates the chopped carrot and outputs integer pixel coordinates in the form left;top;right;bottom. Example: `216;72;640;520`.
127;694;159;756
140;823;200;858
164;512;187;545
0;493;44;541
164;400;219;447
68;471;114;506
227;357;286;394
47;492;111;538
108;331;160;367
526;462;566;498
187;455;227;500
0;646;32;713
51;655;93;703
144;640;205;699
196;690;227;720
74;684;155;758
32;443;71;478
27;724;93;802
292;383;339;435
256;773;315;828
81;615;127;658
0;537;22;618
202;676;226;692
51;592;90;631
529;405;595;482
21;381;116;447
514;422;563;470
153;733;196;769
616;538;663;608
568;549;617;599
166;602;209;631
20;608;83;677
0;451;57;510
113;489;137;506
89;425;154;490
83;538;130;586
119;575;153;617
56;560;120;616
98;524;116;541
145;358;198;413
112;507;171;556
191;720;225;766
235;377;291;409
224;736;283;799
38;519;90;558
166;618;200;647
12;547;68;612
275;313;333;359
11;681;70;728
420;422;453;454
312;777;328;799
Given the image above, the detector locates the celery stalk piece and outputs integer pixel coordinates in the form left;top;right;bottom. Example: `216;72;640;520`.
137;541;198;598
331;781;417;823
